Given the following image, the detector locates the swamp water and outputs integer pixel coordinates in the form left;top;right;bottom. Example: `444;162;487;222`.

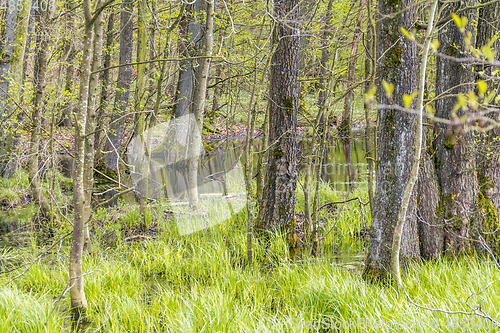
1;130;371;270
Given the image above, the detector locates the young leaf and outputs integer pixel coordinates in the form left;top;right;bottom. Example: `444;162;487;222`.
451;13;462;28
431;40;439;50
477;80;487;96
400;27;414;41
382;81;394;99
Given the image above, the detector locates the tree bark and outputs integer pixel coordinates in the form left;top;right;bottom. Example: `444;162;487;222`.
475;0;500;212
391;0;438;286
364;0;419;280
102;0;134;172
59;0;76;127
82;1;106;255
29;6;52;221
474;0;500;252
135;0;148;218
339;0;367;135
187;0;214;208
173;0;204;118
256;0;299;232
434;0;478;255
0;0;32;178
70;0;94;311
95;9;115;157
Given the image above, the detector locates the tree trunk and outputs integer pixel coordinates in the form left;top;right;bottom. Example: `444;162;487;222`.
102;0;134;172
339;0;367;135
82;1;106;255
474;0;500;252
70;0;94;311
29;6;52;221
135;0;148;219
256;0;299;232
391;0;438;286
59;0;76;127
95;9;115;157
173;0;204;118
187;0;214;208
364;0;419;280
434;0;478;255
0;0;32;178
317;0;334;109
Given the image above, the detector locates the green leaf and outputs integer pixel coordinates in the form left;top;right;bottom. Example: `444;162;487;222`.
477;80;487;96
364;86;377;104
382;81;394;98
403;92;417;108
461;16;468;28
451;13;462;28
453;93;467;112
400;27;414;41
485;91;495;104
431;40;439;50
482;45;496;62
425;104;435;115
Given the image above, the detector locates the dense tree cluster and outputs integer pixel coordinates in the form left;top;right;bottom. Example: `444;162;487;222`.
0;0;498;312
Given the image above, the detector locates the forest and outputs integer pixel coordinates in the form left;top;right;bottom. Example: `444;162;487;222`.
0;0;499;331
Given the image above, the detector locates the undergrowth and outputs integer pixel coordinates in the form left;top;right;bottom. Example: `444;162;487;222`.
0;174;499;332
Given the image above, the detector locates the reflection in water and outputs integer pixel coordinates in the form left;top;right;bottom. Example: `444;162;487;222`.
127;117;246;235
301;130;368;192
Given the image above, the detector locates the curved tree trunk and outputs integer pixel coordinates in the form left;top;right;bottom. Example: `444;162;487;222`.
256;0;299;233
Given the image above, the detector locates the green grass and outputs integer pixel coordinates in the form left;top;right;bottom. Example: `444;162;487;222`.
0;179;499;332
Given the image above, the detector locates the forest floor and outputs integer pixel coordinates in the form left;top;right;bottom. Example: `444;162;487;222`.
0;170;499;332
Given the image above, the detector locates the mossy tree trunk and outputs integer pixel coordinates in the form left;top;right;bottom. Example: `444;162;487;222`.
434;0;478;255
474;0;500;252
102;0;134;172
256;0;299;232
364;0;419;280
475;0;500;214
